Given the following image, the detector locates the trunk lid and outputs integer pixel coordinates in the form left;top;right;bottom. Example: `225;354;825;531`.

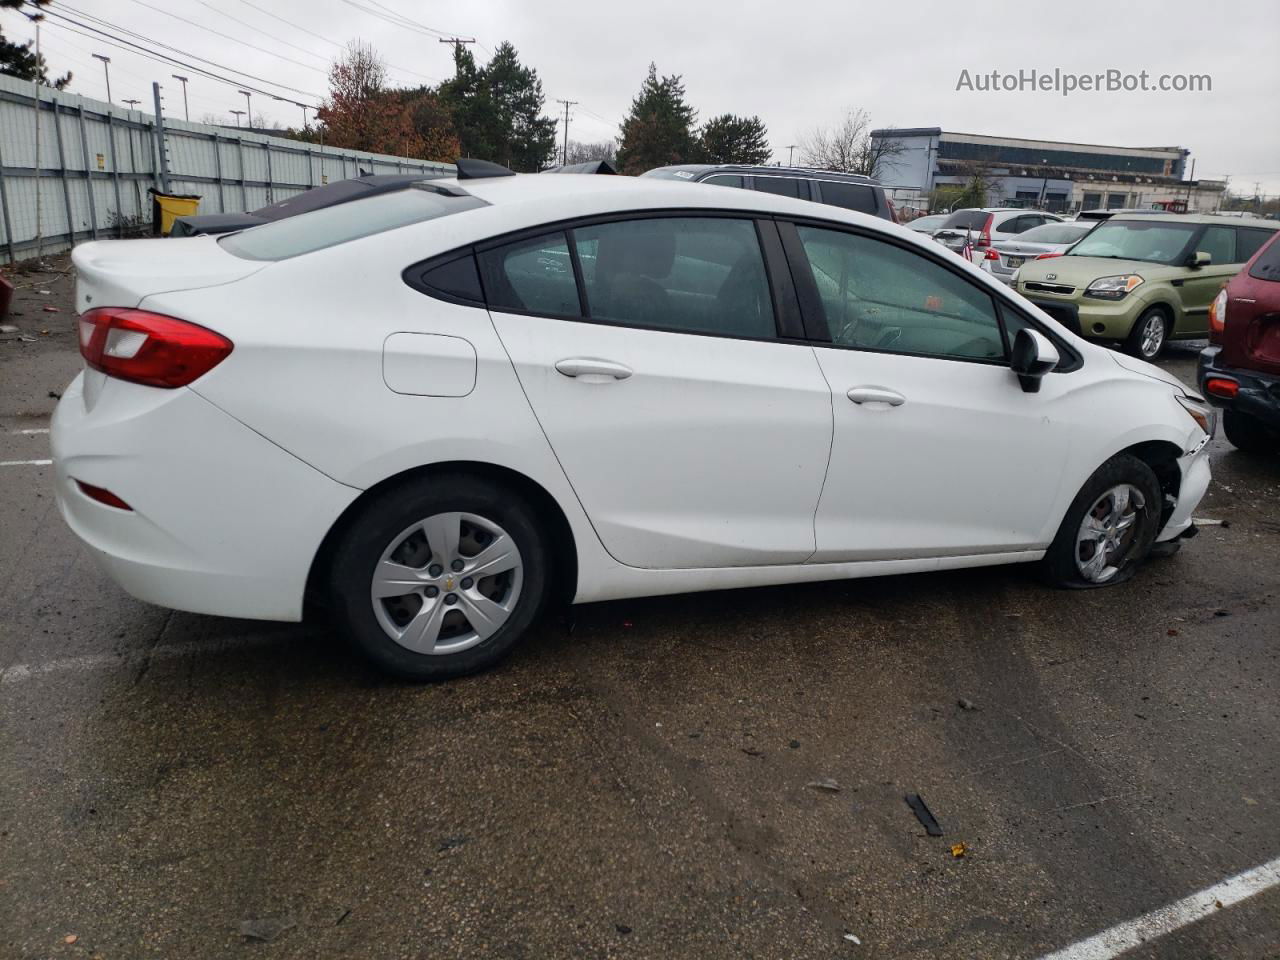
71;236;267;312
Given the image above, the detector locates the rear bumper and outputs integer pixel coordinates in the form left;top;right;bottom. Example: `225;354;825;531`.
1197;345;1280;428
52;373;360;621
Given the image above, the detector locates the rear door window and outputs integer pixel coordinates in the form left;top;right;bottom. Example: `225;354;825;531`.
701;174;745;189
573;217;777;339
1237;228;1275;264
753;176;809;200
815;180;878;214
1197;226;1237;265
479;232;582;317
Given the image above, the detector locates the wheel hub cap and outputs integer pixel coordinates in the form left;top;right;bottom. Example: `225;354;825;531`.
1075;484;1146;583
371;511;524;655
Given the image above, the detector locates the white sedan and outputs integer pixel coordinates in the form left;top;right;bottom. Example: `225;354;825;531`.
54;163;1214;679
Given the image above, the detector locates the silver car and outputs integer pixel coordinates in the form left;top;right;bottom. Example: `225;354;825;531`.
979;220;1096;284
932;208;1066;264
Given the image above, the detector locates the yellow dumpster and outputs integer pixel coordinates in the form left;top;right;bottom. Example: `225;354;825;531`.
148;189;202;236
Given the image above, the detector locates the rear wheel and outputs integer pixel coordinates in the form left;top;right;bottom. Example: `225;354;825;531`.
1223;410;1279;454
329;474;550;680
1041;454;1163;588
1124;307;1169;361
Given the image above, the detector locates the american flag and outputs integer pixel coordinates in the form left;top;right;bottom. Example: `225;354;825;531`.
960;227;974;262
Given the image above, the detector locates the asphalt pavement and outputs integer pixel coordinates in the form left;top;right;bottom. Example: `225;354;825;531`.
2;259;1278;959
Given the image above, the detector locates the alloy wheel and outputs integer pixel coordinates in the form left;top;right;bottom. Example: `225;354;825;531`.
1075;484;1146;583
1139;314;1165;359
370;511;524;655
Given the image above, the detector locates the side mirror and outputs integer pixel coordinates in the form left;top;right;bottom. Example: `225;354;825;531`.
1011;328;1060;393
1189;250;1212;268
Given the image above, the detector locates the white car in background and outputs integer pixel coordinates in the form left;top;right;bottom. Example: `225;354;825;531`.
933;208;1066;263
980;220;1096;284
54;164;1213;680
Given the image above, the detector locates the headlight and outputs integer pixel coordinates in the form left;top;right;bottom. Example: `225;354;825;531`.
1085;275;1144;300
1176;395;1214;436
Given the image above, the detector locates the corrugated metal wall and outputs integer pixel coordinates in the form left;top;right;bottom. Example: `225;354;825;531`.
0;74;454;264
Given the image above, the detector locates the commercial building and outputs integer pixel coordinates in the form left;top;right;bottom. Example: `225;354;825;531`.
870;127;1225;215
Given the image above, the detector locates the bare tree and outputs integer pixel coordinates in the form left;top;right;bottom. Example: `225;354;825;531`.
565;139;617;165
799;108;903;179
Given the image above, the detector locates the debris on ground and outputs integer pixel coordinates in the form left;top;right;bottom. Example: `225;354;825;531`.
957;697;979;711
63;934;78;944
740;747;763;757
615;923;632;935
1167;629;1179;636
950;842;968;858
843;932;862;944
789;739;801;749
42;305;60;313
239;916;296;942
1192;517;1224;527
1214;609;1231;618
905;793;944;836
437;835;470;852
807;778;841;792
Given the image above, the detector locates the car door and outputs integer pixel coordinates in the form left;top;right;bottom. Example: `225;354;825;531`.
483;216;833;570
1176;225;1239;335
781;221;1073;561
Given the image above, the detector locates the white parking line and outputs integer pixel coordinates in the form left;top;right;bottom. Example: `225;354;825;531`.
0;459;52;466
0;634;294;685
1036;855;1280;960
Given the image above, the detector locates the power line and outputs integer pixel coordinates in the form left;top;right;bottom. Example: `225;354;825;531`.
192;0;328;64
33;5;321;107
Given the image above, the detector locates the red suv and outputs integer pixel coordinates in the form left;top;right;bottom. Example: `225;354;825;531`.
1198;229;1280;453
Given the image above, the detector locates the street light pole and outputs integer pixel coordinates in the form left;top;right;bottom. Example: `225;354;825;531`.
230;110;245;128
171;75;189;121
238;90;252;129
92;53;112;103
122;98;140;111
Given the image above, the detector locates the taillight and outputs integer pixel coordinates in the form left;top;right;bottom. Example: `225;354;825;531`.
984;248;1000;261
78;308;232;388
1204;377;1239;399
975;214;994;248
1208;288;1228;340
1035;252;1064;260
75;479;133;510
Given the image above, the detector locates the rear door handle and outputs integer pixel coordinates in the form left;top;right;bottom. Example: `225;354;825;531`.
847;386;906;406
555;358;633;381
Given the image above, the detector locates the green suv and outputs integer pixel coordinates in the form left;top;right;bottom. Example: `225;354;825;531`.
1014;214;1279;360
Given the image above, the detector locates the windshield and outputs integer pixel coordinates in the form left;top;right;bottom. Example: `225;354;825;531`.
219;185;487;261
1019;222;1092;244
939;210;991;230
1067;220;1198;264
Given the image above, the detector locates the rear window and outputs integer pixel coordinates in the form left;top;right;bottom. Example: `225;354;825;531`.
752;176;809;200
940;210;991;230
219;185;487;261
815;180;878;214
1019;222;1092;244
1247;233;1280;282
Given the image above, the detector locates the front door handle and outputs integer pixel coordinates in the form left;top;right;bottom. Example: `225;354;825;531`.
847;386;906;406
555;358;633;381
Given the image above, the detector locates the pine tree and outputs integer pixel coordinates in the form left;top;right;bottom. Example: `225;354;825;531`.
698;114;770;165
615;64;697;175
1;0;72;89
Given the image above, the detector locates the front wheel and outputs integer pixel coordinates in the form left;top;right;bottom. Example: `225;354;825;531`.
1124;308;1169;361
1041;454;1163;588
328;474;550;680
1223;410;1279;455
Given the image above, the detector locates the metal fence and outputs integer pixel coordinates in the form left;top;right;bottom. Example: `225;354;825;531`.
0;73;453;265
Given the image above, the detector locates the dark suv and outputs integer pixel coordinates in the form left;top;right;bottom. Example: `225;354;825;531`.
1198;230;1280;453
641;165;897;222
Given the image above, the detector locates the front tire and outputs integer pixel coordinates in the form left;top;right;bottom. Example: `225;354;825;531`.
1041;454;1163;588
328;474;550;681
1124;308;1169;361
1223;410;1279;455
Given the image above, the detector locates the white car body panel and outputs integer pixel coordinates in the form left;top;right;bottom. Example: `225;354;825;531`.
53;174;1212;620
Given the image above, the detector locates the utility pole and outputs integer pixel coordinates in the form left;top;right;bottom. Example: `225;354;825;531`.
556;99;577;166
300;103;309;130
238;90;253;128
230;109;246;128
171;75;189;121
93;54;112;103
438;37;476;76
785;144;797;166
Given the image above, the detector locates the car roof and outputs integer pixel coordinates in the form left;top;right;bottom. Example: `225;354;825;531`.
1107;212;1280;227
647;163;878;183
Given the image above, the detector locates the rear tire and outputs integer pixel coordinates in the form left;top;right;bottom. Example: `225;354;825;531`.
1223;410;1279;455
1041;454;1163;589
1124;307;1169;361
328;474;550;681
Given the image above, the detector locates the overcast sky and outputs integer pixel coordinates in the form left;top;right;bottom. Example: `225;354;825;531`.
7;0;1279;195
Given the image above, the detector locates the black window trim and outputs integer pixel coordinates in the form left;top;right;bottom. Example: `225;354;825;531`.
777;215;1082;371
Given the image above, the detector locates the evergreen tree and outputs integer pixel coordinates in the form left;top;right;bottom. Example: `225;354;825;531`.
698;114;770;165
615;64;697;175
1;0;71;89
